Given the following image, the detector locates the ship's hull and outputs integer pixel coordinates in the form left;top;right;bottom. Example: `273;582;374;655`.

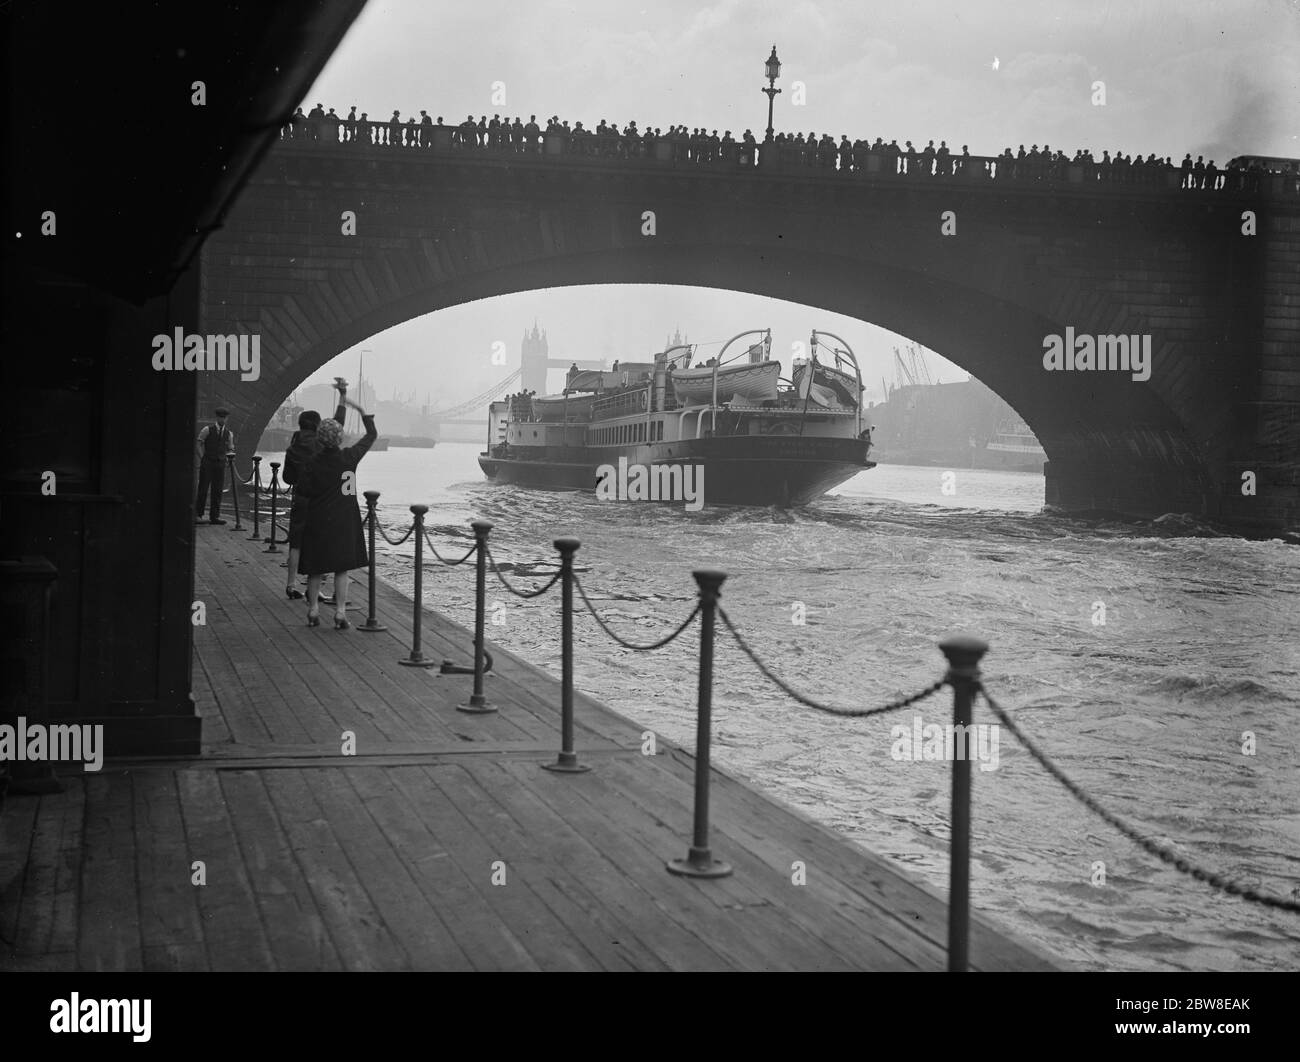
479;435;873;507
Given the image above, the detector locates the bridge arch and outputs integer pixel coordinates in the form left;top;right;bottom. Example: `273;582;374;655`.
199;140;1297;530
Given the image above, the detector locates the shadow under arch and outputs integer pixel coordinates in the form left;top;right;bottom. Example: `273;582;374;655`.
236;240;1204;515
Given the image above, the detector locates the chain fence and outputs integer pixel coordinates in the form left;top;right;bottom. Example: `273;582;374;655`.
718;606;947;718
484;545;563;599
979;684;1300;914
571;573;700;651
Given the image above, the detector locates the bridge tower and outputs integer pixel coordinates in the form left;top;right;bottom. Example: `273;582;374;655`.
521;322;549;393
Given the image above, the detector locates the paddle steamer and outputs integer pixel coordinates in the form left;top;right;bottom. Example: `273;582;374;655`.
478;328;876;507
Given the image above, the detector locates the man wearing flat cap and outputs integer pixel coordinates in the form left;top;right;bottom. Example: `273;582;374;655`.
195;406;235;524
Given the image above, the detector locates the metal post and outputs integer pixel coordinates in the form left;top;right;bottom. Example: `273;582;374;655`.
399;505;436;666
543;537;588;772
264;463;281;553
359;491;387;632
668;570;732;878
458;520;496;713
247;456;262;540
939;635;988;972
225;453;243;530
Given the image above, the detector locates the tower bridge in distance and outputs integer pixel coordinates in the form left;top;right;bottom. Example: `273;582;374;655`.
426;324;608;443
198;127;1300;536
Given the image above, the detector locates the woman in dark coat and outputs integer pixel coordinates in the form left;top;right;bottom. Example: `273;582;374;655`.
295;399;377;628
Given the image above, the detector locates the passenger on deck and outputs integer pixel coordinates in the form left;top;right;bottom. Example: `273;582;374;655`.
295;399;378;630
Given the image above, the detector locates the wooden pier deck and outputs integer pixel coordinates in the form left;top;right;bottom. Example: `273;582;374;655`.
0;526;1057;971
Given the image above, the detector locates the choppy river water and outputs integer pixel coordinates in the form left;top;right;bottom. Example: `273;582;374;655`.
354;443;1300;972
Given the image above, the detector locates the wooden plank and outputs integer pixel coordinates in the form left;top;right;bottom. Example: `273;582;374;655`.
189;621;275;746
487;758;725;970
262;769;407;970
196;544;335;745
0;788;41;947
218;770;340;971
587;756;863;970
176;770;276;971
490;756;802;970
313;769;474;970
347;766;539;971
133;771;209;972
420;761;605;970
209;532;534;748
446;759;658;971
608;754;921;970
77;773;141;970
2;782;84;961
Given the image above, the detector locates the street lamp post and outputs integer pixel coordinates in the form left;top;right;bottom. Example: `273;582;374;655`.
762;45;782;151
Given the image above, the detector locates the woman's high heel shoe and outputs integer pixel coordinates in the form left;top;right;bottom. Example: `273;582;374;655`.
307;607;320;627
285;586;304;600
334;614;350;630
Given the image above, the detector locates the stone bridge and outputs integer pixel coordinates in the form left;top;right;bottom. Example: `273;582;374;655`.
198;131;1300;535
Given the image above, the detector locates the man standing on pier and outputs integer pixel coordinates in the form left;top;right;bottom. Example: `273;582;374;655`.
195;406;234;524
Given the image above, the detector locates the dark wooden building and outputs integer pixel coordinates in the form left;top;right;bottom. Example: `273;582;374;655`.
3;2;367;757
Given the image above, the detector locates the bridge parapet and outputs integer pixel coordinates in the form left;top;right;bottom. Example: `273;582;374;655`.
273;118;1300;199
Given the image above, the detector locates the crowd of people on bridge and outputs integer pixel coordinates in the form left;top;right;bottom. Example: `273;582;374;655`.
280;102;1294;194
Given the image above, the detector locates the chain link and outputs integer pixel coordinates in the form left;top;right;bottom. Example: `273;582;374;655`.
572;574;700;650
371;512;415;546
231;459;260;486
484;545;562;599
422;525;479;566
718;607;946;718
979;684;1300;913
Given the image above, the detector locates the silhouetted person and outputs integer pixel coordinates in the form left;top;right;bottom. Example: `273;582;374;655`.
195;406;234;524
295;402;379;629
282;386;347;599
346;106;358;142
307;102;325;141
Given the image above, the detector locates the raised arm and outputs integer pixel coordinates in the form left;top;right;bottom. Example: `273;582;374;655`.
341;398;377;463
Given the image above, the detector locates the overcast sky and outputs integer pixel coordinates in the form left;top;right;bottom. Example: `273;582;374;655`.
293;0;1300;407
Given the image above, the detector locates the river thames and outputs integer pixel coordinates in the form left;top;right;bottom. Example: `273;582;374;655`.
351;443;1300;972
